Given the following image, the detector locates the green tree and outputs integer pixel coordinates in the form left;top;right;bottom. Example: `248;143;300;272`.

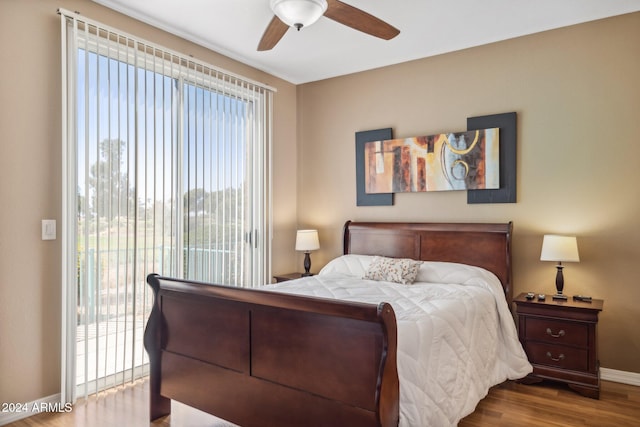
77;186;86;219
88;139;132;221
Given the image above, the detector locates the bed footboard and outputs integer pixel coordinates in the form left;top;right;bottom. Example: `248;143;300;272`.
143;274;399;427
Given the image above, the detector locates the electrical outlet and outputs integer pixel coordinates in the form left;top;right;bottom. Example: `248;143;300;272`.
42;219;56;240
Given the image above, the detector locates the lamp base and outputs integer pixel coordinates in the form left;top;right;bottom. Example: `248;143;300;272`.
302;252;312;276
301;272;313;277
553;264;567;301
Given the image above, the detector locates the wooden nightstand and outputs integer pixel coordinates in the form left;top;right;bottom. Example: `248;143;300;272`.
273;272;305;283
514;292;604;399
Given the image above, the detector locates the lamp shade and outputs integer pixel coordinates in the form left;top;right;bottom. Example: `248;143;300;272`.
540;235;580;262
271;0;328;29
295;229;320;252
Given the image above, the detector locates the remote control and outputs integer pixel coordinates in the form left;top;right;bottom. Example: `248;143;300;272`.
573;295;592;302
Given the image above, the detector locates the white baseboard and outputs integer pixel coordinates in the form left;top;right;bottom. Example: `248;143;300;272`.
601;367;640;387
0;393;66;426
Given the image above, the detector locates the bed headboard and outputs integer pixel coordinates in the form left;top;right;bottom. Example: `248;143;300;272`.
343;221;513;302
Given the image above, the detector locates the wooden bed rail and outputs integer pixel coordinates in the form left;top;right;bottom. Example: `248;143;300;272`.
144;274;400;427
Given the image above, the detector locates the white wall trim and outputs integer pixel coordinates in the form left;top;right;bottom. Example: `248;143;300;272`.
601;367;640;387
0;393;70;426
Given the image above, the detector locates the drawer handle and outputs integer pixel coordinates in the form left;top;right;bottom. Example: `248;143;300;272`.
546;351;565;362
546;327;565;338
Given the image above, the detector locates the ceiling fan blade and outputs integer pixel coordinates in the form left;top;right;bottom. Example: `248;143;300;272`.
325;0;400;40
258;15;289;51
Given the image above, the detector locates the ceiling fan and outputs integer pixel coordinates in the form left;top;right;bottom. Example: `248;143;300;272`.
258;0;400;51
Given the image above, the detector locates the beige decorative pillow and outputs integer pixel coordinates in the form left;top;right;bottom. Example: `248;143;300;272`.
363;256;422;284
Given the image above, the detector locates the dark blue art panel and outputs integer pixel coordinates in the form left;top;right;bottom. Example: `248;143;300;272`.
467;112;517;204
355;128;394;206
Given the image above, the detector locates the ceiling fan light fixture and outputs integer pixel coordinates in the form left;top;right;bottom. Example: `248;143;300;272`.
270;0;328;30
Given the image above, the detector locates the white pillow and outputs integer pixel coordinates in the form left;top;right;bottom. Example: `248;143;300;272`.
414;260;494;284
363;256;422;285
414;261;449;283
318;254;375;277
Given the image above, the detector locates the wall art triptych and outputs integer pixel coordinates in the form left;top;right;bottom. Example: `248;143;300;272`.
355;112;516;206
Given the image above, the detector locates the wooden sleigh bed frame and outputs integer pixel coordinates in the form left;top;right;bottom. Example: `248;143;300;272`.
144;221;513;427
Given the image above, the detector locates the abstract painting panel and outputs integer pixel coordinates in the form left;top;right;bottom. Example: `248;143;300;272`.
364;128;499;193
467;112;516;204
355;128;394;206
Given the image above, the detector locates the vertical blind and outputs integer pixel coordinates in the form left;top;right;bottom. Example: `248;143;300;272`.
60;9;273;402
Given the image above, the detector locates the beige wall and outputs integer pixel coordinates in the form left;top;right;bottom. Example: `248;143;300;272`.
0;0;298;405
297;12;640;374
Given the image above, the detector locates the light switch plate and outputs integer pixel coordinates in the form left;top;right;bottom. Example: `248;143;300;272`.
42;219;56;240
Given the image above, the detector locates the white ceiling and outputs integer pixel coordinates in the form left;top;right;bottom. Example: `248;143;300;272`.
92;0;640;85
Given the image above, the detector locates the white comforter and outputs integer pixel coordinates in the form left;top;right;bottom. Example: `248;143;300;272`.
267;255;532;427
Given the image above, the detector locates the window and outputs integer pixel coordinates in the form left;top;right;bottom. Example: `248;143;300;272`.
60;9;273;402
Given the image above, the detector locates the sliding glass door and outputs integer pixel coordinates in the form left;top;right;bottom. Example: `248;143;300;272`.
60;9;272;401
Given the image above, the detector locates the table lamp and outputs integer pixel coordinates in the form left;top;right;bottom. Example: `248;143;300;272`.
540;235;580;300
295;229;320;276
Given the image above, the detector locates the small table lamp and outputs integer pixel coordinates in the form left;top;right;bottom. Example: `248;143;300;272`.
295;229;320;276
540;235;580;300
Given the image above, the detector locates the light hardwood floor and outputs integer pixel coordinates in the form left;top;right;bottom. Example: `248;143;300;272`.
459;380;640;427
6;379;640;426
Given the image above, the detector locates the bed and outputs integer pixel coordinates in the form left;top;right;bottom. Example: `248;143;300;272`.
144;221;532;426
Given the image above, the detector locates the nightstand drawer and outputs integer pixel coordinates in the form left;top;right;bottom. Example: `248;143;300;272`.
525;342;588;371
525;317;588;347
